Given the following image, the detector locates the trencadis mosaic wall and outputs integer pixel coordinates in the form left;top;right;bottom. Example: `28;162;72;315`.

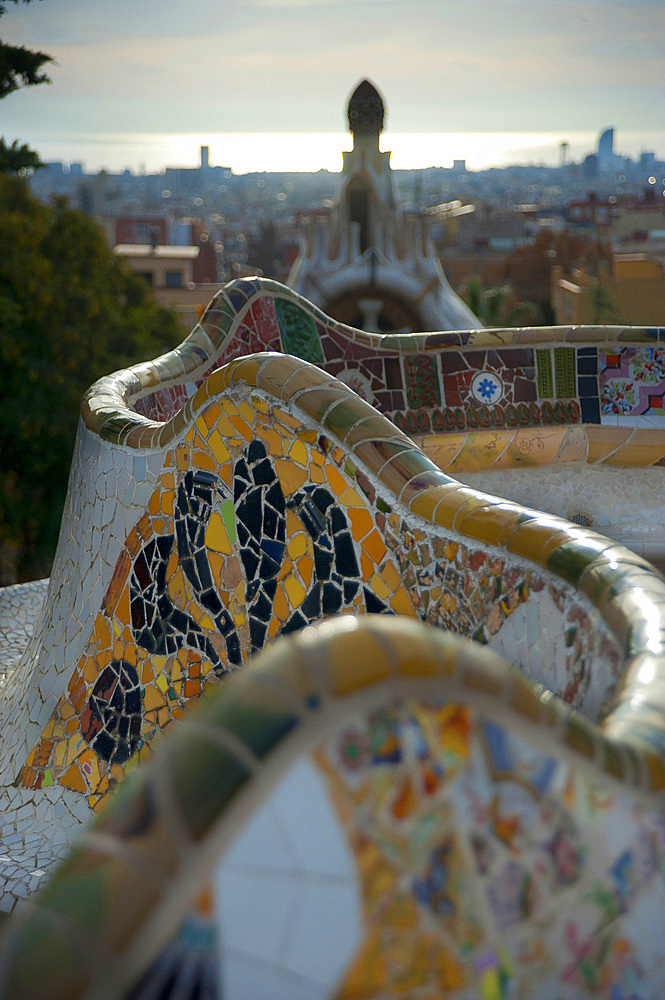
131;277;665;437
3;279;665;997
137;277;665;560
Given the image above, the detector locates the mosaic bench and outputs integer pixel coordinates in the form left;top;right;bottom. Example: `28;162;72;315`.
2;281;665;996
142;276;664;565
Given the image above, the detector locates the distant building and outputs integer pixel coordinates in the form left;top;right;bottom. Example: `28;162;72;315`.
115;215;169;247
598;128;615;171
288;80;481;332
163;145;231;196
113;215;222;284
113;244;218;330
566;192;613;228
552;253;665;325
583;154;598;179
597;127;623;175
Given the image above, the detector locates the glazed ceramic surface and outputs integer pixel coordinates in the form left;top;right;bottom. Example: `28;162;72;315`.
2;279;665;999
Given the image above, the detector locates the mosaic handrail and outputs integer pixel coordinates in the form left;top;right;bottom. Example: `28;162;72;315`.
85;276;665;466
1;615;665;999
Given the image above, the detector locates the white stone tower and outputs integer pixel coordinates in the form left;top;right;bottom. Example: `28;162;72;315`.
288;80;482;333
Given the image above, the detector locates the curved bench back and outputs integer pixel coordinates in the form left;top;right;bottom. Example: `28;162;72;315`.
2;617;665;1000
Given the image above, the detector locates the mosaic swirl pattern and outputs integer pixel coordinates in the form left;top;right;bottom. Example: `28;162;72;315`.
2;617;665;999
12;346;665;819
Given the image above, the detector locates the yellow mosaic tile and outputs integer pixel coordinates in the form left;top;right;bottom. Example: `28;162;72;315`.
586;426;633;464
256;425;283;457
205;513;233;556
420;435;466;471
446;431;512;474
363;529;388;565
228;413;253;441
226;355;261;386
454;505;521;548
326;631;393;696
610;439;665;467
308;462;326;484
208;429;231;465
325;464;347;496
286;439;307;468
505;519;573;566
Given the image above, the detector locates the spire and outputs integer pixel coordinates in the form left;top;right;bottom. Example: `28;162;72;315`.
347;80;385;141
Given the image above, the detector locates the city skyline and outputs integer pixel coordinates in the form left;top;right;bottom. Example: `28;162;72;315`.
2;0;664;174
21;127;665;177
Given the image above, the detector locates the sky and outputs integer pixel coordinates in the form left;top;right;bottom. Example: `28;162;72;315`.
2;0;664;172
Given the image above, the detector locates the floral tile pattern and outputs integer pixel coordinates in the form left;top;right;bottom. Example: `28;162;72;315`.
601;347;665;417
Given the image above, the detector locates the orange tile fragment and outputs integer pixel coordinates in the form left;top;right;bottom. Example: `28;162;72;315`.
60;763;87;793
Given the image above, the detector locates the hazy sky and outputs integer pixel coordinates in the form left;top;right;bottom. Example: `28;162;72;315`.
3;0;664;157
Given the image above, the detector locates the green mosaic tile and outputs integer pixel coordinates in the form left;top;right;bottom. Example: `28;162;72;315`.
553;347;576;398
208;691;300;760
546;536;608;586
404;354;441;409
172;733;251;840
206;299;236;338
536;349;554;398
274;298;324;364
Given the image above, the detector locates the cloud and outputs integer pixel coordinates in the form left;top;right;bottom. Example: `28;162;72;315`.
2;0;663;137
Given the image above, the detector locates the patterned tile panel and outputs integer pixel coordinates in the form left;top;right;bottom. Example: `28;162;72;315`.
117;279;665;473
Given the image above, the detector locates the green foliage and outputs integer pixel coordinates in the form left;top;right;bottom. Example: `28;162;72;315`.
460;275;541;328
0;0;53;172
0;137;43;173
0;176;182;582
0;38;51;98
588;278;620;323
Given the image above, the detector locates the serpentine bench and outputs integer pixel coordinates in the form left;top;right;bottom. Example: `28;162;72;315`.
1;281;665;998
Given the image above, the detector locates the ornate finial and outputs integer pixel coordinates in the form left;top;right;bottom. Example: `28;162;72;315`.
347;79;385;138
